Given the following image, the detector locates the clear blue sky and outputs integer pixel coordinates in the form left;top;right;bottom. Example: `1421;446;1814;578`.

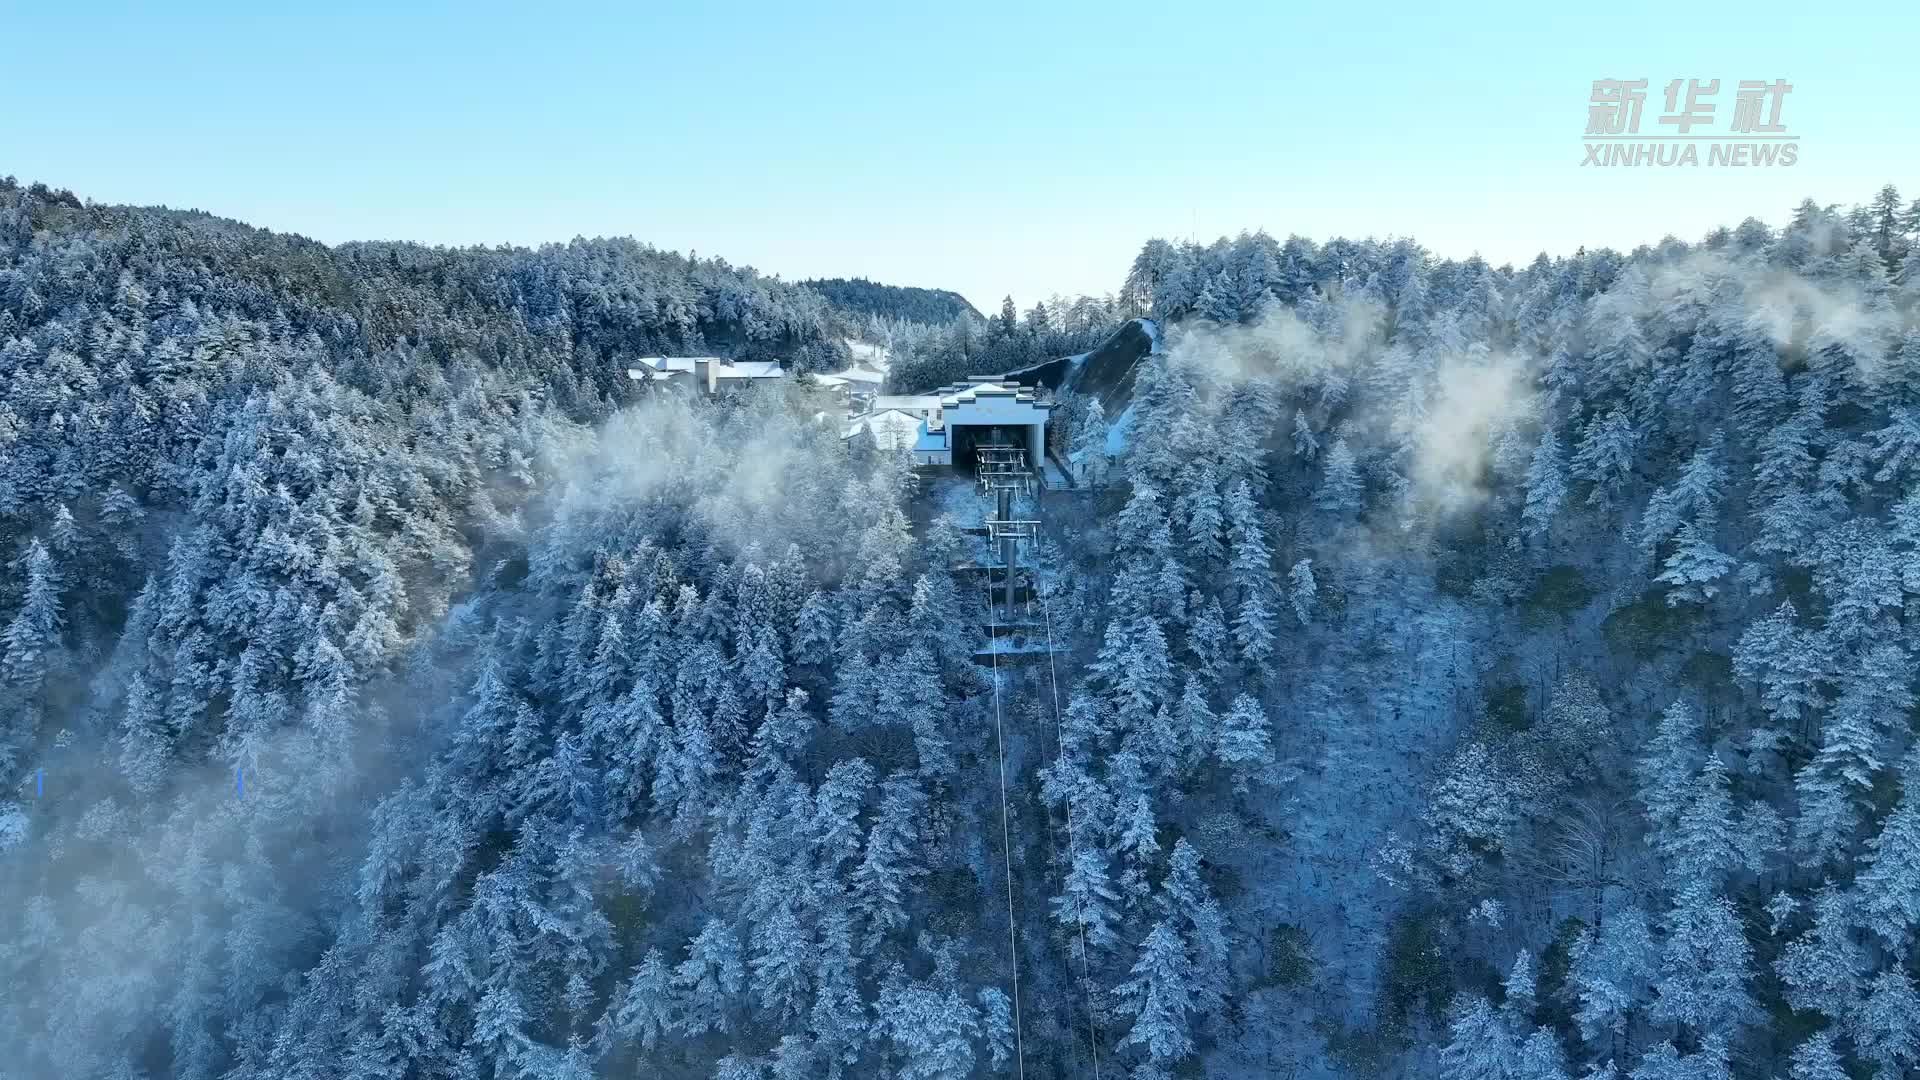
3;1;1915;312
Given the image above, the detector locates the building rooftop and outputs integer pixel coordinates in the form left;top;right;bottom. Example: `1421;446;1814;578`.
936;379;1051;409
712;361;784;380
625;357;786;383
843;409;924;451
873;394;943;415
630;356;721;374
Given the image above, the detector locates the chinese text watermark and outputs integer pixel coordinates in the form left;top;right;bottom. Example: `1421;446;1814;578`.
1583;78;1798;167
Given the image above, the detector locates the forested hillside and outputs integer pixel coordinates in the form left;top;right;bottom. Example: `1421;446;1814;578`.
879;294;1126;394
801;277;981;324
6;175;1920;1080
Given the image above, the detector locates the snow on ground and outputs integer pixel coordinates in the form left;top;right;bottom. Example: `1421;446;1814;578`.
926;476;1049;571
932;474;987;525
1106;402;1136;457
844;338;891;372
0;804;26;850
1040;456;1072;490
975;637;1059;656
1223;578;1472;1051
1139;317;1162;353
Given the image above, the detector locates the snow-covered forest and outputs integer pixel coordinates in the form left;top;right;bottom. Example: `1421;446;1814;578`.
874;293;1127;394
6;174;1920;1080
796;278;981;325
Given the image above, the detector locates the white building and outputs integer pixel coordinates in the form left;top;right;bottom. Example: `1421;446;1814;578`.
836;366;886;389
842;377;1053;469
627;357;786;394
844;409;924;452
871;394;943;421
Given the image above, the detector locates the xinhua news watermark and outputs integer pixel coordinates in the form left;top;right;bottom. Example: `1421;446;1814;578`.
1583;79;1798;167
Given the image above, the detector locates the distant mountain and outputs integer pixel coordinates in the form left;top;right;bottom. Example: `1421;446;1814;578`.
802;276;982;323
0;178;853;397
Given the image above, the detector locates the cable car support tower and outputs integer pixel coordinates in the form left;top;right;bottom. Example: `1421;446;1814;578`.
979;444;1037;627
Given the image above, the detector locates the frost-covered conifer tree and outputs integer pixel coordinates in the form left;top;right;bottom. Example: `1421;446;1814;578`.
1315;437;1362;514
1521;429;1567;540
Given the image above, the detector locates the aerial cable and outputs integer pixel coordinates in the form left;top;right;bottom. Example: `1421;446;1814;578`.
1039;577;1103;1079
985;551;1028;1080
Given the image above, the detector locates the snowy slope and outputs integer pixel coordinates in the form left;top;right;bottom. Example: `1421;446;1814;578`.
1105;401;1135;457
844;337;892;372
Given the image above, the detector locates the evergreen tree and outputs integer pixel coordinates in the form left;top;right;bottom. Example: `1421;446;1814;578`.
1658;752;1747;889
1291;410;1320;461
609;949;673;1052
875;959;986;1080
1216;694;1273;790
1858;748;1920;950
1637;701;1702;842
1072;397;1111;486
1571;414;1635;511
1188;594;1231;685
1777;886;1868;1022
1316;437;1362;514
852;773;929;945
749;900;812;1022
1053;844;1122;951
1287;559;1316;625
1567;907;1658;1045
672;920;745;1036
1785;1031;1849;1080
2;539;65;691
1654;522;1733;605
1438;997;1519;1080
1731;601;1824;733
1232;588;1276;672
1116;919;1198;1065
1855;970;1920;1074
1180;464;1227;569
1651;888;1760;1039
1522;429;1568;539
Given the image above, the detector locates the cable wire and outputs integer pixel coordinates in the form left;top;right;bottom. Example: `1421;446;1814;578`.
986;524;1028;1080
1039;580;1103;1079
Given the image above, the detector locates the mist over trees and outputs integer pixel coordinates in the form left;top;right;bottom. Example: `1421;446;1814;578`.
5;174;1920;1080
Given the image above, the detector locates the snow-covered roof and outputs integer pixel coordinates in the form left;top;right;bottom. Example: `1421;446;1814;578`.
935;379;1052;410
844;409;923;450
712;361;784;380
631;356;722;373
626;358;785;383
874;394;942;414
837;367;886;385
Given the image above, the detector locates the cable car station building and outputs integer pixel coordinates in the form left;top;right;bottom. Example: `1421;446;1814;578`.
859;378;1053;470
